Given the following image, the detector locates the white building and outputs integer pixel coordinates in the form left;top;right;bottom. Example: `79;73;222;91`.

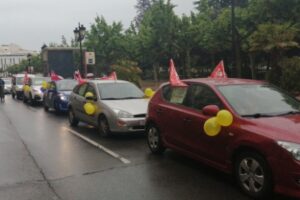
0;44;36;73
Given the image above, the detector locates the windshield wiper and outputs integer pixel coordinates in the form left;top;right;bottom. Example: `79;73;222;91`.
275;111;300;116
101;98;119;100
118;97;143;99
241;113;274;118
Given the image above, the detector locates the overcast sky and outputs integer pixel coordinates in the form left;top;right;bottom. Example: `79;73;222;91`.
0;0;195;51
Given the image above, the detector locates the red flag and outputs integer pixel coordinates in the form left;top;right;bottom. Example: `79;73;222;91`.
73;70;86;84
50;71;63;81
23;72;29;84
210;60;227;78
169;59;187;87
100;71;117;80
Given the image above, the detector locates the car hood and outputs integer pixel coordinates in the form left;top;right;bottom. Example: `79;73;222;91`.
60;91;72;96
102;98;149;115
243;115;300;142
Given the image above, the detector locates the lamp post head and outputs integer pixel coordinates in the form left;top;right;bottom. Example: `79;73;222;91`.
74;27;80;41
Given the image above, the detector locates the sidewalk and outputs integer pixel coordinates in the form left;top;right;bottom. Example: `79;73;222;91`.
0;106;58;200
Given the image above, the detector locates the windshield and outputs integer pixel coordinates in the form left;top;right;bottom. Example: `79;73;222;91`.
98;82;144;100
32;77;50;86
16;77;24;85
56;80;77;91
218;84;300;117
3;79;10;84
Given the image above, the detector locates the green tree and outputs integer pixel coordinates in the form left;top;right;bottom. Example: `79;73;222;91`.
135;0;152;28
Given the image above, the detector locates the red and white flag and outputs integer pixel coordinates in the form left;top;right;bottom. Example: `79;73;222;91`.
100;71;117;80
169;59;187;87
74;70;85;84
23;71;29;84
50;71;63;81
210;60;227;78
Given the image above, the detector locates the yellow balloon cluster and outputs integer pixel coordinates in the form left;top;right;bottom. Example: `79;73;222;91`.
83;92;96;115
23;85;31;92
144;88;155;98
42;81;48;90
203;110;233;137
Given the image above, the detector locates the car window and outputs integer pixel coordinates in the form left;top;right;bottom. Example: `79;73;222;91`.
183;84;223;110
73;85;80;94
86;84;96;96
78;84;88;97
56;80;77;91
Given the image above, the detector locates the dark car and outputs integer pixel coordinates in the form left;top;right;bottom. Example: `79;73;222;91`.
146;78;300;199
44;79;77;112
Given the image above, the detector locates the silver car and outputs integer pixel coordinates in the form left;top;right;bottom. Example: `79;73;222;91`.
68;80;149;136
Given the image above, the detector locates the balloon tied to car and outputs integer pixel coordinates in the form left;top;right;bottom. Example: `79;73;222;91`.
203;110;233;136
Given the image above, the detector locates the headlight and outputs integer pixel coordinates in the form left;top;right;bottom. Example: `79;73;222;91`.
59;94;67;101
277;141;300;161
113;109;133;118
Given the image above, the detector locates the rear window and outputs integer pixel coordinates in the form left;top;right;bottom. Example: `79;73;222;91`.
98;82;143;100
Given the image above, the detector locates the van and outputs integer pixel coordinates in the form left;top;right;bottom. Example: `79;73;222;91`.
11;73;35;99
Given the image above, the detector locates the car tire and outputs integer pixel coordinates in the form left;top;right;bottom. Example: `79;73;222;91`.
68;109;79;127
29;93;34;106
146;123;165;154
23;94;27;103
98;116;111;137
235;151;272;199
12;93;15;99
44;100;49;112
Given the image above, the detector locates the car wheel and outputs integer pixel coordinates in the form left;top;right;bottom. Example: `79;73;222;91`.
98;116;111;137
146;123;165;154
68;109;79;127
12;93;15;99
235;151;272;199
29;93;34;106
44;100;49;112
23;94;27;103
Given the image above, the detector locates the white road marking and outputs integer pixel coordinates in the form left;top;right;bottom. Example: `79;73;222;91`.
64;127;131;164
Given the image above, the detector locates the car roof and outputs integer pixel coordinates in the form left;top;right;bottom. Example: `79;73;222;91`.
14;73;35;78
87;79;130;84
183;78;265;87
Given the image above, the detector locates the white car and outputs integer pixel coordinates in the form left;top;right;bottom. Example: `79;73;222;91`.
11;73;35;99
23;76;50;105
3;78;12;94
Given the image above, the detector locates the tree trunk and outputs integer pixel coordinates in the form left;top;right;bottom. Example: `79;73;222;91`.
185;49;191;78
249;53;256;79
153;63;158;82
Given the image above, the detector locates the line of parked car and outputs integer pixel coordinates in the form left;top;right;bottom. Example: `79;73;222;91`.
6;73;300;199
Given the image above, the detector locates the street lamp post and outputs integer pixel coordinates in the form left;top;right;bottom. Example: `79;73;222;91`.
27;53;32;73
73;23;86;78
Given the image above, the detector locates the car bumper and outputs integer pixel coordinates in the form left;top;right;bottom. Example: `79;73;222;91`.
270;156;300;198
109;117;146;132
33;93;44;102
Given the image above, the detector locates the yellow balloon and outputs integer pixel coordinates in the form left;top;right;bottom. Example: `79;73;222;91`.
42;81;48;89
204;117;221;136
216;110;233;127
144;88;154;98
85;92;94;98
84;102;96;115
23;85;30;92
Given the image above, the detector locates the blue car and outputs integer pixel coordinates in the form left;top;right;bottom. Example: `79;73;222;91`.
44;79;78;112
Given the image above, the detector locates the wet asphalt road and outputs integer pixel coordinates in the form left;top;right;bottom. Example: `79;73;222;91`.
0;96;295;200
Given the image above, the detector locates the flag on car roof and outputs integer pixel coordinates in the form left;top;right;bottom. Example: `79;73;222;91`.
50;71;63;81
100;71;117;80
74;70;86;84
210;60;227;78
23;71;29;84
169;59;187;87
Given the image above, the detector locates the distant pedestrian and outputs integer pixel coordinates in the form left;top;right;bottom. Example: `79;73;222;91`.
0;77;5;102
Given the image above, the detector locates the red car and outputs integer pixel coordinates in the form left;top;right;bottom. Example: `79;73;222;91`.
146;78;300;199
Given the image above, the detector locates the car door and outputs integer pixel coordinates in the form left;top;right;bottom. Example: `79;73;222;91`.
47;81;56;109
180;84;231;166
73;83;88;120
81;83;98;125
156;84;190;148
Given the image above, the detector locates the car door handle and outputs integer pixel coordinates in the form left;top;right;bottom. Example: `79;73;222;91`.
183;118;192;123
156;108;163;114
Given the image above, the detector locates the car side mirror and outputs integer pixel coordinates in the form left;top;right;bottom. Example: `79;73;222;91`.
202;105;220;116
85;96;97;101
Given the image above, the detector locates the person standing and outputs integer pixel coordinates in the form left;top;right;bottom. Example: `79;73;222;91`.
0;77;5;102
